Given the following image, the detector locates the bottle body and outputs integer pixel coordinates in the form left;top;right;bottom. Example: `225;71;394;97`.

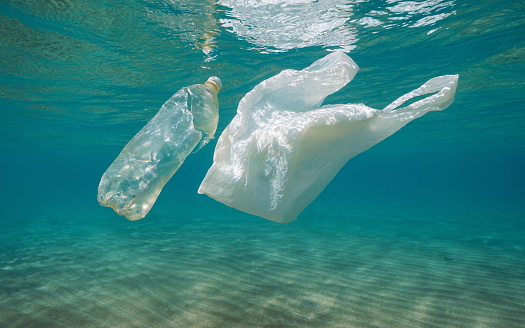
98;78;220;220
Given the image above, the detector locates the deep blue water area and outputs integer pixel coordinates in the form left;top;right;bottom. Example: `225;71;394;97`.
1;0;524;327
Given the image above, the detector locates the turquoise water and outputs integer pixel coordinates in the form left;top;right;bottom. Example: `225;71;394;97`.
1;0;524;327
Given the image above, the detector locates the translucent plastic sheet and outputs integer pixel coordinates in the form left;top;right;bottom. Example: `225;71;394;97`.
199;52;458;223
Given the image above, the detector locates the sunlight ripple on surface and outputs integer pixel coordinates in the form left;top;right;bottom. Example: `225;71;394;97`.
219;0;358;52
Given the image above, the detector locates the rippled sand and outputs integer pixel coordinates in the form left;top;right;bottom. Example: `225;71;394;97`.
1;204;524;328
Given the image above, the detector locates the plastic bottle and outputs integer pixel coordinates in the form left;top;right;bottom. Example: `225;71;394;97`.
98;76;222;220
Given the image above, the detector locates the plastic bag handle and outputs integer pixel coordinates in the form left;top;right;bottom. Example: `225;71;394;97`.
383;75;458;112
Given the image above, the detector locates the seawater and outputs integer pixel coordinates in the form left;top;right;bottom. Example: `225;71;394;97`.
1;0;524;327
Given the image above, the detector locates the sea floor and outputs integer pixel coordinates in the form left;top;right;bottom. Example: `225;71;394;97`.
1;202;524;328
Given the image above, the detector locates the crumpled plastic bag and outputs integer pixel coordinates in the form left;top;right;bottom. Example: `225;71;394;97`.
199;52;458;223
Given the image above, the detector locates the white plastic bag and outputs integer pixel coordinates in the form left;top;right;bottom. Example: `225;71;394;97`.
198;52;458;223
98;77;221;221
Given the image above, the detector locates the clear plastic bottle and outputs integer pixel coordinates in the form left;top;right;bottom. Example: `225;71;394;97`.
98;76;222;220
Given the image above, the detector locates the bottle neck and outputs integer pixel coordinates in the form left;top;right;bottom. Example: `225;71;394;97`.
204;81;220;94
204;76;222;94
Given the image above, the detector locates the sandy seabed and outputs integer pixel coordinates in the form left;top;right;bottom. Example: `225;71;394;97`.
1;204;524;328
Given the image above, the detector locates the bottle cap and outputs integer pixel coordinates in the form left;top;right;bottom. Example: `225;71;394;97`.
205;76;222;94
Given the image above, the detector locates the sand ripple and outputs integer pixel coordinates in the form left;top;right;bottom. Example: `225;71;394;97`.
1;207;524;327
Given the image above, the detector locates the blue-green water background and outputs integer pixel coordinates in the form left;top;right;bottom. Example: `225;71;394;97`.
1;0;524;327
